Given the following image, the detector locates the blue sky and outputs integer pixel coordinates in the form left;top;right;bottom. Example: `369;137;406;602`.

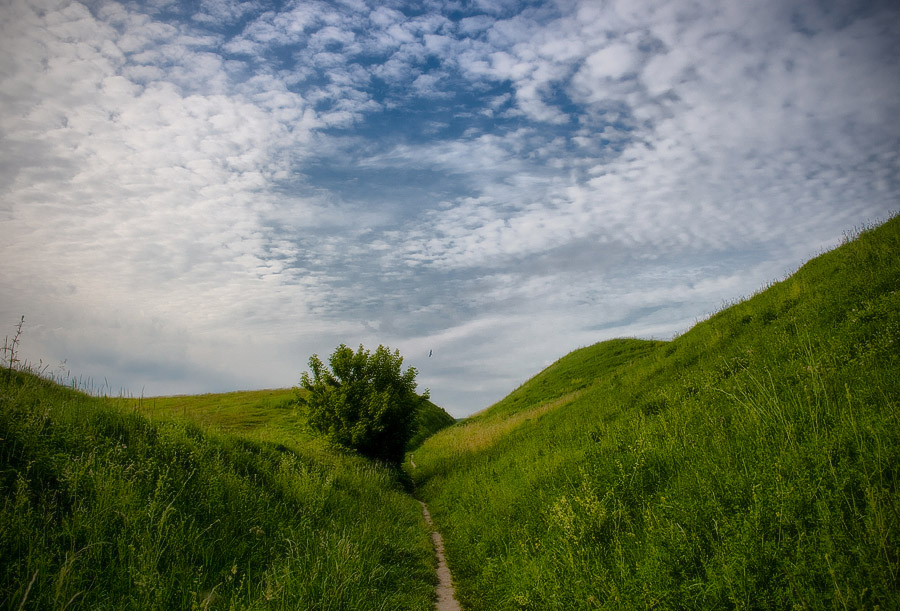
1;0;898;416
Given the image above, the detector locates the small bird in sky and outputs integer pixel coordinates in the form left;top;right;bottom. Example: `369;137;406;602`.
429;349;433;357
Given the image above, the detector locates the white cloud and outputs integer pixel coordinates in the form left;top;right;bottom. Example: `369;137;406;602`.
581;42;640;81
0;1;335;377
458;15;495;36
411;72;450;98
194;0;263;26
1;0;898;416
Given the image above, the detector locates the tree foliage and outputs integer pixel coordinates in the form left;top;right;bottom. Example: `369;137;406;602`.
299;344;426;464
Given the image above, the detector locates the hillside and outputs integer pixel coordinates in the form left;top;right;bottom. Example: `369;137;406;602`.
411;217;900;609
0;376;441;609
117;387;454;453
409;398;458;450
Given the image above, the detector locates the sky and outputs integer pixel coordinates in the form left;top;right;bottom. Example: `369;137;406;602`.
1;0;898;417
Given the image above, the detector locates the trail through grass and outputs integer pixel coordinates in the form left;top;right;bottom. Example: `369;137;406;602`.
4;217;897;609
412;217;900;610
419;501;462;611
1;376;440;609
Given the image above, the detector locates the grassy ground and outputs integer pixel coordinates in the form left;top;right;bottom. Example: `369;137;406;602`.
0;376;440;609
410;217;900;610
121;388;454;453
3;217;896;609
409;399;458;451
119;389;309;447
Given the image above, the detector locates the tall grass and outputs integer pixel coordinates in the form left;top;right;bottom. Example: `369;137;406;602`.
411;216;900;609
1;370;437;609
114;389;313;451
117;388;453;456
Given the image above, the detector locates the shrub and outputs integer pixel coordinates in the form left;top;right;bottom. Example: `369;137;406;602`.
299;344;426;464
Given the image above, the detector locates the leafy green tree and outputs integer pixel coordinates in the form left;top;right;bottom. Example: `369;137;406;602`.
299;344;426;464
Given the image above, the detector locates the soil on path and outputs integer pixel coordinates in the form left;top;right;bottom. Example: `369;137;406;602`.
409;454;462;610
419;501;462;611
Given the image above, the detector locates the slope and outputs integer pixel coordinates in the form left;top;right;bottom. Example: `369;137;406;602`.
411;217;900;610
0;374;438;609
118;387;454;453
409;398;458;451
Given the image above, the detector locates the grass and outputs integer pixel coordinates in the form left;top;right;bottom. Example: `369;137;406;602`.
410;216;900;610
117;388;454;454
119;389;309;446
408;398;458;451
0;375;445;609
3;216;897;609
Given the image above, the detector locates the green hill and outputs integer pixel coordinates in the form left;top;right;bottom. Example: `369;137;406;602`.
118;387;454;453
0;378;443;609
409;398;458;451
3;217;897;609
410;217;900;610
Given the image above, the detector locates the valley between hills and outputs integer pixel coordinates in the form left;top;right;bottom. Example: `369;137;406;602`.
2;216;898;609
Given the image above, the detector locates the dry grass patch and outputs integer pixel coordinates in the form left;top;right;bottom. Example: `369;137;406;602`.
423;391;583;459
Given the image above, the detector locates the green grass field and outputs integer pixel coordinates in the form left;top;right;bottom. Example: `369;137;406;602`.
410;217;900;610
121;389;310;446
119;388;454;453
3;216;898;609
0;378;454;609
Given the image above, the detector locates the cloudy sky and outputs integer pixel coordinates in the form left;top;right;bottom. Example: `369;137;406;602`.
1;0;898;416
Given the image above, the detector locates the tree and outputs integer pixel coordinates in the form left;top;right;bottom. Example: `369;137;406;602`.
298;344;426;464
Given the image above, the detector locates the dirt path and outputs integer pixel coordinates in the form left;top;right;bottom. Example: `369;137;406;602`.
419;500;462;611
410;454;462;610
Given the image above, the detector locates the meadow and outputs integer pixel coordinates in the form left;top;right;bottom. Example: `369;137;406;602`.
0;376;452;609
119;388;454;453
2;216;898;610
410;217;900;610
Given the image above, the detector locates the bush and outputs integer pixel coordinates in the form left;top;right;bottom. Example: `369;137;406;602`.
299;344;426;464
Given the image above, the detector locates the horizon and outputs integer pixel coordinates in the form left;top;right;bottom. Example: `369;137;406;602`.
2;0;899;417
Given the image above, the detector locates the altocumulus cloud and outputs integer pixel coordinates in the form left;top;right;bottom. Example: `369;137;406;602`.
1;0;898;416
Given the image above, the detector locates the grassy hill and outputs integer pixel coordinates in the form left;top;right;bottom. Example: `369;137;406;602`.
409;398;458;451
116;387;454;453
3;217;897;610
0;379;450;609
410;217;900;610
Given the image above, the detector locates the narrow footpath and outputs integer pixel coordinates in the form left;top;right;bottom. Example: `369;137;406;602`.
409;455;462;611
419;501;462;611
